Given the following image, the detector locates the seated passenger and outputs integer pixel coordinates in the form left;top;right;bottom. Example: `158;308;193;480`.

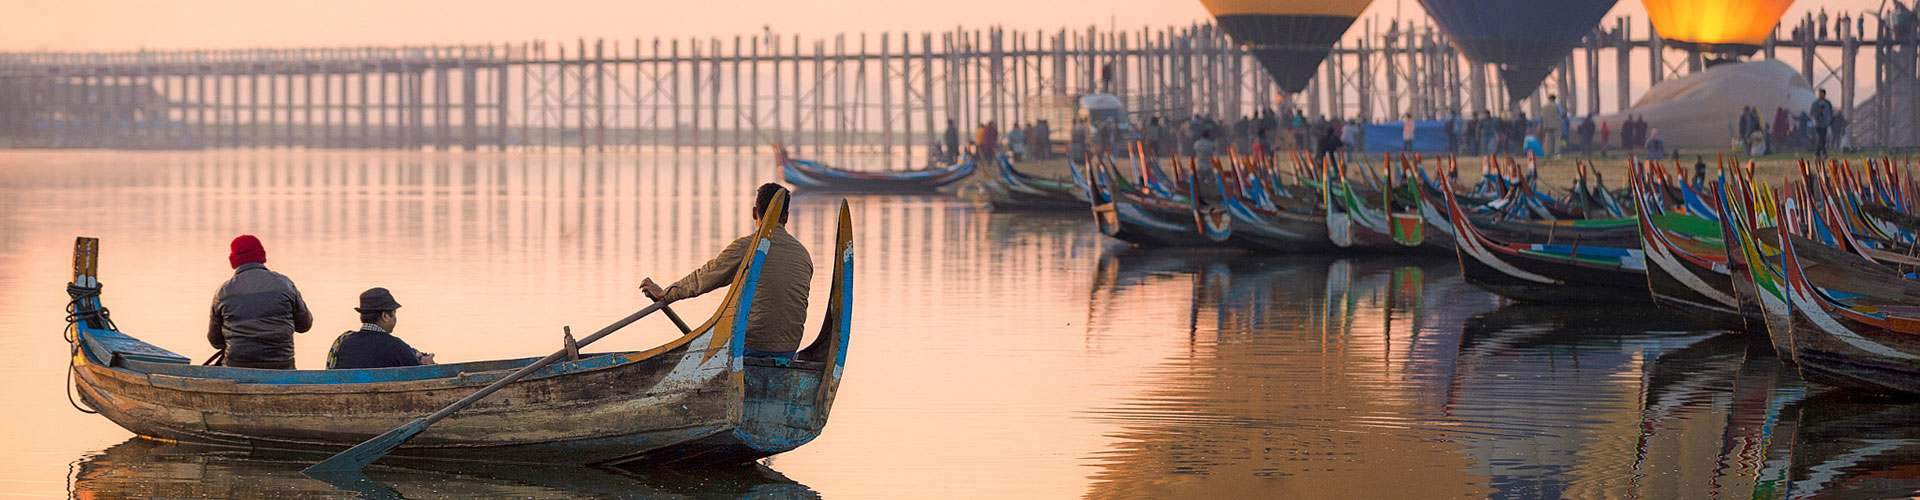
209;234;312;370
327;288;434;369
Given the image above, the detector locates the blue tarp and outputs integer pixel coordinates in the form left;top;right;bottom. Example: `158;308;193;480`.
1361;120;1452;153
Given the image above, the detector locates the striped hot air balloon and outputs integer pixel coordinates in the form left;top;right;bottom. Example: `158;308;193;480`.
1201;0;1372;94
1420;0;1619;103
1643;0;1795;53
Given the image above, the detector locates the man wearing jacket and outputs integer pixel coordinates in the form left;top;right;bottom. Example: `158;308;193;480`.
641;183;813;355
207;235;313;369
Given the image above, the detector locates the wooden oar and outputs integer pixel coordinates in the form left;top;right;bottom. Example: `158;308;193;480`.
643;281;694;334
304;300;672;473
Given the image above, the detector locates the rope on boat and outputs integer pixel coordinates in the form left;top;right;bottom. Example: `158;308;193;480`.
62;282;108;415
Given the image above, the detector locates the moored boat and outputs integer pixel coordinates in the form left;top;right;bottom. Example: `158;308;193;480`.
1198;155;1338;253
65;196;857;466
982;155;1086;211
1721;168;1798;362
1087;157;1216;247
782;153;975;193
1629;161;1747;324
1776;191;1920;396
1441;173;1651;303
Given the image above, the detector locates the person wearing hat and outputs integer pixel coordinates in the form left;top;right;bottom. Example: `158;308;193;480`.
326;287;435;370
207;234;313;370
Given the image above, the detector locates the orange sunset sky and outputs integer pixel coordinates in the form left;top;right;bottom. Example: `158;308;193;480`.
1;0;1891;52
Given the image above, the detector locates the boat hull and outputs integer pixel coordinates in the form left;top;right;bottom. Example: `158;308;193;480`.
64;198;858;466
1780;232;1920;396
1442;186;1652;303
985;156;1084;211
783;157;975;193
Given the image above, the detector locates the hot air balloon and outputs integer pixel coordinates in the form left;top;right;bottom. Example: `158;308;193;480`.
1642;0;1795;54
1419;0;1619;103
1201;0;1372;94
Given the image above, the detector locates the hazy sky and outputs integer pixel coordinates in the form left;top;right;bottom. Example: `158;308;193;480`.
2;0;1890;52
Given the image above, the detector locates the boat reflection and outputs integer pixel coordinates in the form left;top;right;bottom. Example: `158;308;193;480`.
69;438;817;499
1079;250;1919;498
1081;251;1498;498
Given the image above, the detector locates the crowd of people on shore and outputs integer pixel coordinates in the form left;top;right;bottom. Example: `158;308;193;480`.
1733;89;1846;158
935;82;1859;169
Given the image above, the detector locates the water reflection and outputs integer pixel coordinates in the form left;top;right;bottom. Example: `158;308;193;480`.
1078;251;1920;498
2;150;1917;497
70;438;816;499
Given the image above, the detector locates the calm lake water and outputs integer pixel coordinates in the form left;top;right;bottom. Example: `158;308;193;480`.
1;150;1916;498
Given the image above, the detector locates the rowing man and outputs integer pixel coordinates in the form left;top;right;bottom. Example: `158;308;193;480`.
641;183;814;356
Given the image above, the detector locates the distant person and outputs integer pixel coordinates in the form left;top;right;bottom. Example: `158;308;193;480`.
642;183;812;356
1446;109;1462;154
1693;157;1708;188
974;122;992;160
1031;120;1051;160
1576;116;1596;155
327;288;434;370
1007;124;1027;161
207;235;313;370
1401;113;1417;152
1316;123;1343;167
943;119;960;163
1772;107;1791;149
1598;120;1611;155
1193;130;1219;161
1810;88;1835;157
1645;129;1667;158
1622;116;1637;151
1538;95;1567;157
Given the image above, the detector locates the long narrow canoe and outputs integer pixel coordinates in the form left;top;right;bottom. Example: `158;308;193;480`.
1198;159;1338;253
983;156;1085;211
1718;167;1793;356
1629;165;1746;323
1441;183;1651;303
783;155;975;193
1087;158;1215;247
1778;193;1920;395
65;199;856;466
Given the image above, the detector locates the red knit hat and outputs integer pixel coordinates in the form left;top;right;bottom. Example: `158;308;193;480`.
229;235;266;269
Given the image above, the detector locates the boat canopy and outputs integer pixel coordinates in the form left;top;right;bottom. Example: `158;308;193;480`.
1643;0;1795;53
1419;0;1619;103
1200;0;1373;94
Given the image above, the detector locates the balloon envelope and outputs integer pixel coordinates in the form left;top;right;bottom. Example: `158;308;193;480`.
1643;0;1795;51
1419;0;1619;103
1201;0;1372;94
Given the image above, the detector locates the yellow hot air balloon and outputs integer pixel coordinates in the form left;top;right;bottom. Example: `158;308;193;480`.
1643;0;1796;51
1201;0;1373;94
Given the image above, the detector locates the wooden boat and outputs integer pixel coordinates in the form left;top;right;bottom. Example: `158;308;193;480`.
1441;177;1651;302
1194;156;1338;253
1322;159;1404;250
64;197;856;466
1776;191;1920;395
1718;164;1792;356
982;155;1085;211
1628;162;1746;323
1086;156;1215;247
782;153;975;193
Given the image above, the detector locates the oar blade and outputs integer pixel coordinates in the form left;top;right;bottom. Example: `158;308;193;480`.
303;418;429;474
